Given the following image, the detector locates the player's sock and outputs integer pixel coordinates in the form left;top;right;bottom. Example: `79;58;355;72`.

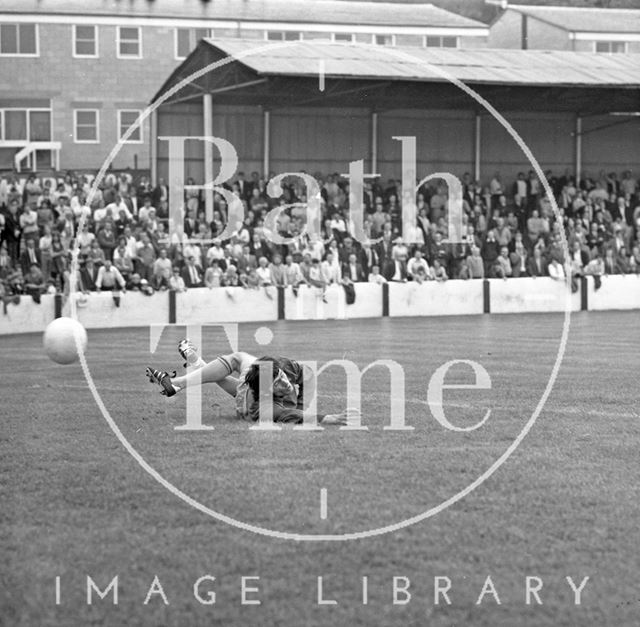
178;338;206;370
171;355;235;389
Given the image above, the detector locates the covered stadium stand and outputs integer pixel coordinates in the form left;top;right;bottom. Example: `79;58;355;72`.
150;38;640;215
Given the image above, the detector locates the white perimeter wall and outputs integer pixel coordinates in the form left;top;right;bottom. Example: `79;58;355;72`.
1;277;638;336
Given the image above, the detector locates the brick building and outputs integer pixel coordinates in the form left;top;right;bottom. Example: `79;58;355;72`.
0;0;488;173
488;4;640;53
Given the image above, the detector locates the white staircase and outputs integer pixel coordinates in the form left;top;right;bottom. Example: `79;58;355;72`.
1;141;62;172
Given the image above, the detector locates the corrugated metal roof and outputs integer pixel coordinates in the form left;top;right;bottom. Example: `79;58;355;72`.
201;39;640;87
0;0;486;29
511;5;640;34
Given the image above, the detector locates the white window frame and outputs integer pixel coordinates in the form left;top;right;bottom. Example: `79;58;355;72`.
372;34;396;46
117;109;143;144
174;27;212;60
117;25;142;59
0;23;39;57
424;35;459;48
593;40;628;54
332;33;355;43
0;107;52;142
73;109;100;144
73;24;98;58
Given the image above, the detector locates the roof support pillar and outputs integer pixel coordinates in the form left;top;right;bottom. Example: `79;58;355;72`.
474;113;481;183
263;109;270;176
371;111;378;175
575;115;582;184
203;92;214;222
150;108;157;186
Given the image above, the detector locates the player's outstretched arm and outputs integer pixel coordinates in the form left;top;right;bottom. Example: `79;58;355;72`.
320;407;361;426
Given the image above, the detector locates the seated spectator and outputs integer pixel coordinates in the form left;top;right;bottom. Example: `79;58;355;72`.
204;260;224;288
169;268;187;292
342;252;365;283
321;251;341;285
407;250;430;280
223;265;240;287
604;248;621;275
510;242;528;278
24;263;45;303
548;257;566;282
527;247;548;277
182;255;204;288
126;274;154;295
432;259;448;281
113;243;134;281
241;267;261;290
368;265;387;284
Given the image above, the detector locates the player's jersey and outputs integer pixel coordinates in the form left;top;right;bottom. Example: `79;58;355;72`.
235;356;306;423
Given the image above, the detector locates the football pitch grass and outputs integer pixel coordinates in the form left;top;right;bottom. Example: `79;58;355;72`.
2;311;639;627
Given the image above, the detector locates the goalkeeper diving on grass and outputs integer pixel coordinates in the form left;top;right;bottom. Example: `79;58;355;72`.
146;340;358;426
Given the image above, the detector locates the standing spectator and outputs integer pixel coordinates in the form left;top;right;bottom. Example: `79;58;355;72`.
465;245;485;279
39;225;53;280
50;230;67;288
97;221;117;261
2;200;22;264
20;204;39;244
136;233;156;281
151;248;172;290
20;239;41;275
481;230;500;277
269;254;287;287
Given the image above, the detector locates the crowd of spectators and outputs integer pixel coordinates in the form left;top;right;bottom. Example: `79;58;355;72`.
1;165;639;310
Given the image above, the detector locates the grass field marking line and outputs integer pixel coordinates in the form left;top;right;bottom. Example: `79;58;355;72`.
69;40;572;541
320;488;328;520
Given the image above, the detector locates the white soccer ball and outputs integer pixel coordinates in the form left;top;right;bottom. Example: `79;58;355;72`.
43;317;88;365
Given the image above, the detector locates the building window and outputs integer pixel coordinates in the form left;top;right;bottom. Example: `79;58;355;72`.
117;26;141;58
0;108;51;141
333;33;355;43
373;34;394;46
74;110;99;143
0;23;38;56
74;25;98;57
266;31;301;41
118;110;142;143
175;27;212;59
594;41;627;54
425;35;458;48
